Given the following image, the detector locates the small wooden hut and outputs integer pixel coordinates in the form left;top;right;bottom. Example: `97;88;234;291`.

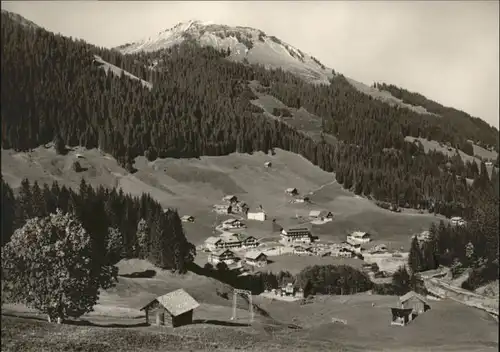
400;291;431;315
140;289;200;328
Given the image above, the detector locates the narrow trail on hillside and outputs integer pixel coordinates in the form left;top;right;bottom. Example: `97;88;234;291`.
307;180;338;196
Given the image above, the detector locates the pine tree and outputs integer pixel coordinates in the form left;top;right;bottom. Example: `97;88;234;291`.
392;266;411;295
408;237;424;274
17;178;33;223
1;176;16;246
31;181;46;218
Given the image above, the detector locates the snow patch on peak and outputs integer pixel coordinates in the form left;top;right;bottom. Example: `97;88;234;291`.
117;20;333;84
115;20;437;115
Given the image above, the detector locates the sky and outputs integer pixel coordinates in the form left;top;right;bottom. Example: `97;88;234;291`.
2;1;499;128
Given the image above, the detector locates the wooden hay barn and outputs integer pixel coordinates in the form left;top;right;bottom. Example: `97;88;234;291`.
400;291;431;315
140;289;200;327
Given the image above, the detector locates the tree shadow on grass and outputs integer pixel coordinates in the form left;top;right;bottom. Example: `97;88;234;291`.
2;313;148;329
192;319;251;327
66;319;149;329
119;269;156;279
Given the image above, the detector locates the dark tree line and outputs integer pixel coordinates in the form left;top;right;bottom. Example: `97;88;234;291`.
407;186;499;290
373;82;499;152
1;177;195;272
202;261;375;296
1;13;497;219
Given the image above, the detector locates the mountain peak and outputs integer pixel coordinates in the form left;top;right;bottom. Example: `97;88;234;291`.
117;20;332;84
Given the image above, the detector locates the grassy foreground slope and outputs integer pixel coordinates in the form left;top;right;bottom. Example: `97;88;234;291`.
2;257;498;352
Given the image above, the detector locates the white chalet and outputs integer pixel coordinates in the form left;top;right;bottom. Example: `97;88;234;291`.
346;231;371;245
247;211;266;221
222;218;245;230
244;251;268;267
285;188;298;196
281;227;313;244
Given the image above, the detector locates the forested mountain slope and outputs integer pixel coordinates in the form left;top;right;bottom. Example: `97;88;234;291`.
374;82;499;153
1;11;498;220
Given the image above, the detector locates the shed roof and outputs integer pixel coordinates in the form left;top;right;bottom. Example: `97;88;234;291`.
400;291;429;305
286;227;311;232
140;289;200;316
210;249;235;257
181;215;194;220
309;210;321;217
245;251;267;260
205;236;222;245
350;231;369;238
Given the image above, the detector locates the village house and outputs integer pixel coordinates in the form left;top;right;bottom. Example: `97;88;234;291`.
415;231;431;243
390;307;414;327
281;227;313;244
285;187;298;196
368;244;388;254
450;217;466;227
283;282;295;296
485;161;493;167
293;245;313;255
244;251;268;267
221;218;245;230
292;196;310;204
213;204;232;215
400;291;431;315
219;233;259;249
309;210;334;220
140;289;199;328
238;234;259;248
233;202;249;213
309;210;321;219
247;210;266;221
264;161;272;168
331;246;354;258
222;195;238;204
181;215;195;223
342;241;363;254
204;236;225;251
208;249;238;265
346;231;371;245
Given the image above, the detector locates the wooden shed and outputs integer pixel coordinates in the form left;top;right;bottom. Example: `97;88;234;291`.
390;307;414;327
400;291;431;315
140;289;200;328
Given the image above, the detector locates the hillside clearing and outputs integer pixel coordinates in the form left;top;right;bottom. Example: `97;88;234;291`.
405;136;498;165
2;145;443;255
